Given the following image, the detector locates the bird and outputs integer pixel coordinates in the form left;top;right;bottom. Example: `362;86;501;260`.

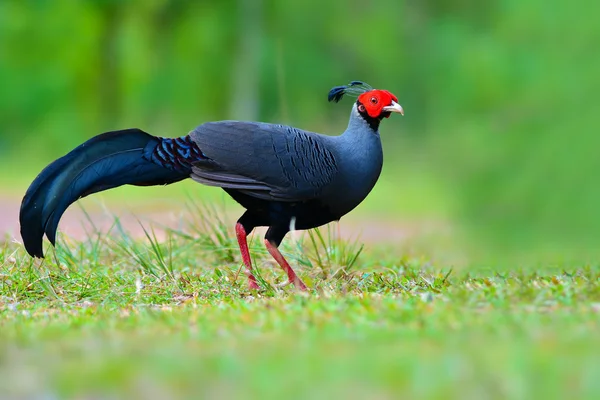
19;81;403;291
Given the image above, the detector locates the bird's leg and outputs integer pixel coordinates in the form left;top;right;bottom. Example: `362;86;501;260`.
235;222;259;290
265;227;308;291
264;240;308;291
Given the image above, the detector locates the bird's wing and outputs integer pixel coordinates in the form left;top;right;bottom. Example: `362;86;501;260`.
189;121;339;202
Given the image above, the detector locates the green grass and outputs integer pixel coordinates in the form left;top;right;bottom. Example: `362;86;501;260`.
1;206;599;399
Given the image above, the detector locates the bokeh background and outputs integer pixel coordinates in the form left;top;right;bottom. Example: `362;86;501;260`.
1;0;598;267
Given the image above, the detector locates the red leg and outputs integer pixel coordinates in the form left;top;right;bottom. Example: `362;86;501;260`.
264;239;308;291
235;223;259;290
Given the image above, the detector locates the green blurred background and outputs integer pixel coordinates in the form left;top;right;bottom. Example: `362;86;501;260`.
1;0;598;266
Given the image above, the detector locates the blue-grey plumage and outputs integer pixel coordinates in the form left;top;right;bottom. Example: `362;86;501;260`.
19;82;403;291
188;102;383;222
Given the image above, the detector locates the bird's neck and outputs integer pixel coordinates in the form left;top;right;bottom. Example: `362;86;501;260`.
342;103;380;139
325;103;383;217
335;104;383;165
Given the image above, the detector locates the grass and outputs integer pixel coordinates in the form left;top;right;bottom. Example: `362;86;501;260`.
1;205;599;399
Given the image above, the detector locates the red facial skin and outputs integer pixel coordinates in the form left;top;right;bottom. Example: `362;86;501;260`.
357;90;399;118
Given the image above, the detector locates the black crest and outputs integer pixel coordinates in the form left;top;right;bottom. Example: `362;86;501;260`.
327;81;374;103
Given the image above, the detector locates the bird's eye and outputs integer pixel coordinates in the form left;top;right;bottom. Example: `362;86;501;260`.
370;97;378;104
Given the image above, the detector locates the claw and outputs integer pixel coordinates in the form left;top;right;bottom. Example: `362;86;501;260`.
274;280;292;289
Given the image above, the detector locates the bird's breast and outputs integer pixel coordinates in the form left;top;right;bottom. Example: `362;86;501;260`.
321;141;383;218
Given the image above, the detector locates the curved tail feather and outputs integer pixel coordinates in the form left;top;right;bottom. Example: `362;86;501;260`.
19;128;193;257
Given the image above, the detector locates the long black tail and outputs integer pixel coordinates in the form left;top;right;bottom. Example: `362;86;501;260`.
19;128;202;257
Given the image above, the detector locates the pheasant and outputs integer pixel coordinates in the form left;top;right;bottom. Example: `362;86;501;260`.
19;81;404;291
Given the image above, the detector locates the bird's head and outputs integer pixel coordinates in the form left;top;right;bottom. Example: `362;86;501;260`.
328;81;404;124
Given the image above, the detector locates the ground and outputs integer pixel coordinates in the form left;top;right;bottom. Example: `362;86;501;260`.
1;194;599;399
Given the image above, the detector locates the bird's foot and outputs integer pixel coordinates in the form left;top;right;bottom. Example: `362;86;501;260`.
247;275;260;290
274;280;292;289
275;279;308;291
291;277;308;291
264;239;309;291
278;280;308;291
274;277;308;291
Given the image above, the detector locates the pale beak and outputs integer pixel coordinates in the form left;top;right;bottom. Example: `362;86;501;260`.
383;101;404;116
